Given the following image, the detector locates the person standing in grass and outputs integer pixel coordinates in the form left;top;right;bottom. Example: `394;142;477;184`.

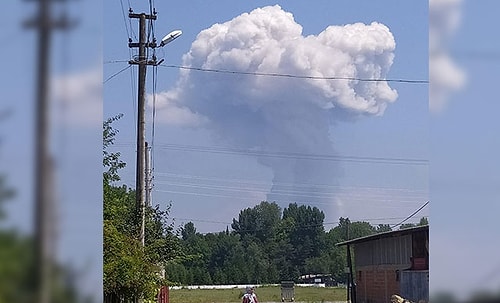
242;286;258;303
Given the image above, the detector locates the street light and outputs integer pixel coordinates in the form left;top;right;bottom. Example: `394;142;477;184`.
160;30;182;47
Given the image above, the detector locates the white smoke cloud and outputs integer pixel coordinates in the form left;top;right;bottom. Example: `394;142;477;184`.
155;5;398;216
158;5;397;124
429;0;466;113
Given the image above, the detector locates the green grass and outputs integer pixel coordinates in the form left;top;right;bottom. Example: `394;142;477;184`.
169;286;347;303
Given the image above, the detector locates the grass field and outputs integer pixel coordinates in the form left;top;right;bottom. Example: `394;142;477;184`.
169;286;347;303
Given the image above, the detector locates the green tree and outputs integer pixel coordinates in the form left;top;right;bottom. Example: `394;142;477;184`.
181;222;197;241
177;222;212;285
231;201;281;242
327;218;376;284
322;228;349;283
103;118;159;301
103;114;125;185
399;223;417;229
419;217;429;226
103;115;183;302
376;224;392;233
278;203;326;279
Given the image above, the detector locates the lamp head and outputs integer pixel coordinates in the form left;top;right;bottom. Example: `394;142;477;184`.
160;30;182;47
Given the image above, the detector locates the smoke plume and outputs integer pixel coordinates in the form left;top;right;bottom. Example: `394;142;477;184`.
155;5;398;217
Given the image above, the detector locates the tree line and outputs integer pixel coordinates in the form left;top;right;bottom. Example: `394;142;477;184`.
166;203;427;286
103;115;428;302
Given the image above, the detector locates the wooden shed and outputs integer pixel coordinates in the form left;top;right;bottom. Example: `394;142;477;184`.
337;225;429;303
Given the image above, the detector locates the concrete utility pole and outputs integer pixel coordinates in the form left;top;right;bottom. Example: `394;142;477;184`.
24;1;74;302
128;11;157;247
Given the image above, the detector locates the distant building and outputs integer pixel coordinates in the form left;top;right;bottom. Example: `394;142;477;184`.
337;225;429;303
298;274;336;286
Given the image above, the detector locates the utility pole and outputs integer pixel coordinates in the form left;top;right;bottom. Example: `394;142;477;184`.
127;9;180;303
24;1;74;302
128;10;157;248
345;219;356;303
346;219;350;303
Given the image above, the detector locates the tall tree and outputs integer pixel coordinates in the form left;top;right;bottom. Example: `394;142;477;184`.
280;203;326;277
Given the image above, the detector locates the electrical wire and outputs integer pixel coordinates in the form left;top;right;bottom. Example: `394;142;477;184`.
103;65;132;84
119;0;131;41
149;1;158;207
149;61;159;206
390;201;429;229
116;0;139;138
126;1;136;40
106;61;429;88
153;188;428;210
113;142;429;166
117;0;137;134
125;171;428;204
159;64;429;84
154;172;428;196
154;178;426;201
107;60;430;84
146;168;428;205
150;143;429;166
157;188;426;206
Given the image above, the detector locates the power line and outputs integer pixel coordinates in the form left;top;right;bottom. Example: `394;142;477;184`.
153;188;428;211
114;141;429;166
155;180;426;203
119;0;131;41
145;143;429;166
124;170;428;199
159;64;429;84
154;171;428;195
390;200;429;229
150;64;158;201
128;170;428;205
116;0;138;136
105;60;429;84
104;65;132;84
127;6;136;40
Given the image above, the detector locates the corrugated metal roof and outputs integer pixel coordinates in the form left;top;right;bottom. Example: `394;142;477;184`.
336;224;429;246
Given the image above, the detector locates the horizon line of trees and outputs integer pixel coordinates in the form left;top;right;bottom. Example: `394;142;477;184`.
166;202;428;286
